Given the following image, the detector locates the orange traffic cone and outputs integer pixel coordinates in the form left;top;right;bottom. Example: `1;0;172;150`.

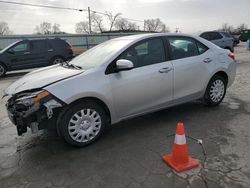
162;122;199;172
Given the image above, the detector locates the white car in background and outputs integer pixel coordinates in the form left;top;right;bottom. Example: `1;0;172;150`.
5;33;236;146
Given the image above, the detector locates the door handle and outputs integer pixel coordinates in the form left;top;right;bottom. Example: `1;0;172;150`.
159;67;173;73
203;58;212;63
23;52;30;55
48;49;53;52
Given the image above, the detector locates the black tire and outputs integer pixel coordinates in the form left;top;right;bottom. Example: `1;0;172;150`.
50;56;65;65
203;75;227;106
0;63;7;77
58;101;107;147
225;47;234;53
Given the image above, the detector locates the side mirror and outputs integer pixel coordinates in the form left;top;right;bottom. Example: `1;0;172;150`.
116;59;134;72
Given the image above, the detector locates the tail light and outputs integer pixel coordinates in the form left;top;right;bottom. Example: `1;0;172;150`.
66;46;74;54
228;52;235;60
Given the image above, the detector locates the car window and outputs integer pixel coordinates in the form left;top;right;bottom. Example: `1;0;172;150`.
200;33;210;40
31;40;47;51
11;42;29;52
221;32;231;38
168;37;199;60
120;38;165;68
51;39;69;48
209;32;223;40
196;41;208;54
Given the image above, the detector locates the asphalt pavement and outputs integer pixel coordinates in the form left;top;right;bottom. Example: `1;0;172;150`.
0;43;249;188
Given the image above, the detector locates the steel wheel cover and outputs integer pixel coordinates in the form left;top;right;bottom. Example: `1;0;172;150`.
53;58;64;64
68;108;102;143
209;79;225;103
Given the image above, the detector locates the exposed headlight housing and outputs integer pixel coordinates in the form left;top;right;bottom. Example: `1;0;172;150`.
16;90;50;106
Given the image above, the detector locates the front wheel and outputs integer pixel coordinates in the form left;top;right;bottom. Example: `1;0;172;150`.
0;64;6;77
203;75;227;106
59;101;106;147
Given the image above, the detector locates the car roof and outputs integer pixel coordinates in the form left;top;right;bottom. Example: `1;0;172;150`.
110;32;220;51
21;38;64;42
112;33;198;42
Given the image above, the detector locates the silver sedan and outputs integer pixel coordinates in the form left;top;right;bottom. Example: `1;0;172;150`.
5;33;236;146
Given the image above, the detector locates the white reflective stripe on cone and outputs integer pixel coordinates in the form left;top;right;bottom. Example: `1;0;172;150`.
174;134;186;145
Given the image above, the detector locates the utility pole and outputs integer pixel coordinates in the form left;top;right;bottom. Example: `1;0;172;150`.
88;6;91;33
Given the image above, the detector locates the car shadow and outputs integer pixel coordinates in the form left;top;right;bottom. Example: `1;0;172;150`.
16;101;223;156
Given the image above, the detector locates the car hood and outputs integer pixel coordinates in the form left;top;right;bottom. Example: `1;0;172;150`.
4;64;84;95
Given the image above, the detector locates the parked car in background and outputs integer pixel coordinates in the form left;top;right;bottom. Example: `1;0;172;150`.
220;32;240;46
5;33;236;147
200;31;234;52
232;35;240;46
239;29;250;42
0;38;74;77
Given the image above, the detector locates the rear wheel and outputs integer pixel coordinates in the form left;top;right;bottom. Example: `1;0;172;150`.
51;56;65;65
225;47;234;52
59;101;106;147
203;75;227;106
0;64;6;77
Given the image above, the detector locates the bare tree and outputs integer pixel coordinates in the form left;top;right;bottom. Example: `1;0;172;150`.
161;24;170;33
90;13;105;33
35;22;52;34
52;23;61;34
0;22;12;35
106;11;122;31
114;18;138;31
144;18;166;32
127;22;138;30
236;23;248;34
114;18;128;30
35;22;63;34
75;21;89;34
220;23;234;33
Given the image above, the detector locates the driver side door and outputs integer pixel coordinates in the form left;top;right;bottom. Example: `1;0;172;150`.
108;37;174;120
5;41;34;70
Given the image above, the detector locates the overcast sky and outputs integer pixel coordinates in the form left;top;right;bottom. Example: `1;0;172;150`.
0;0;249;34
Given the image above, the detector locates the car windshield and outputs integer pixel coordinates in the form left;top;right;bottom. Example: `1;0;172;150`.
0;41;19;53
69;39;132;69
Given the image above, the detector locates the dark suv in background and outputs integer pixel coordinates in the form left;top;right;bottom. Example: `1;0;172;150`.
0;38;74;77
200;31;234;52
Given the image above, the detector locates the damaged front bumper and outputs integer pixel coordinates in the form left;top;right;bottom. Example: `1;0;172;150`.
6;90;64;136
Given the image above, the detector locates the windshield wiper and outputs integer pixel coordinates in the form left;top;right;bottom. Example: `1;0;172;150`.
60;62;82;70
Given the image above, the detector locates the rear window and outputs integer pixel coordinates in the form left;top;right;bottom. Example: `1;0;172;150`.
49;39;71;49
209;32;223;40
168;37;199;60
200;33;210;40
221;32;231;38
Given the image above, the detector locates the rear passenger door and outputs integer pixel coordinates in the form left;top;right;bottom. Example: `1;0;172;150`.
166;37;215;103
30;40;49;67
